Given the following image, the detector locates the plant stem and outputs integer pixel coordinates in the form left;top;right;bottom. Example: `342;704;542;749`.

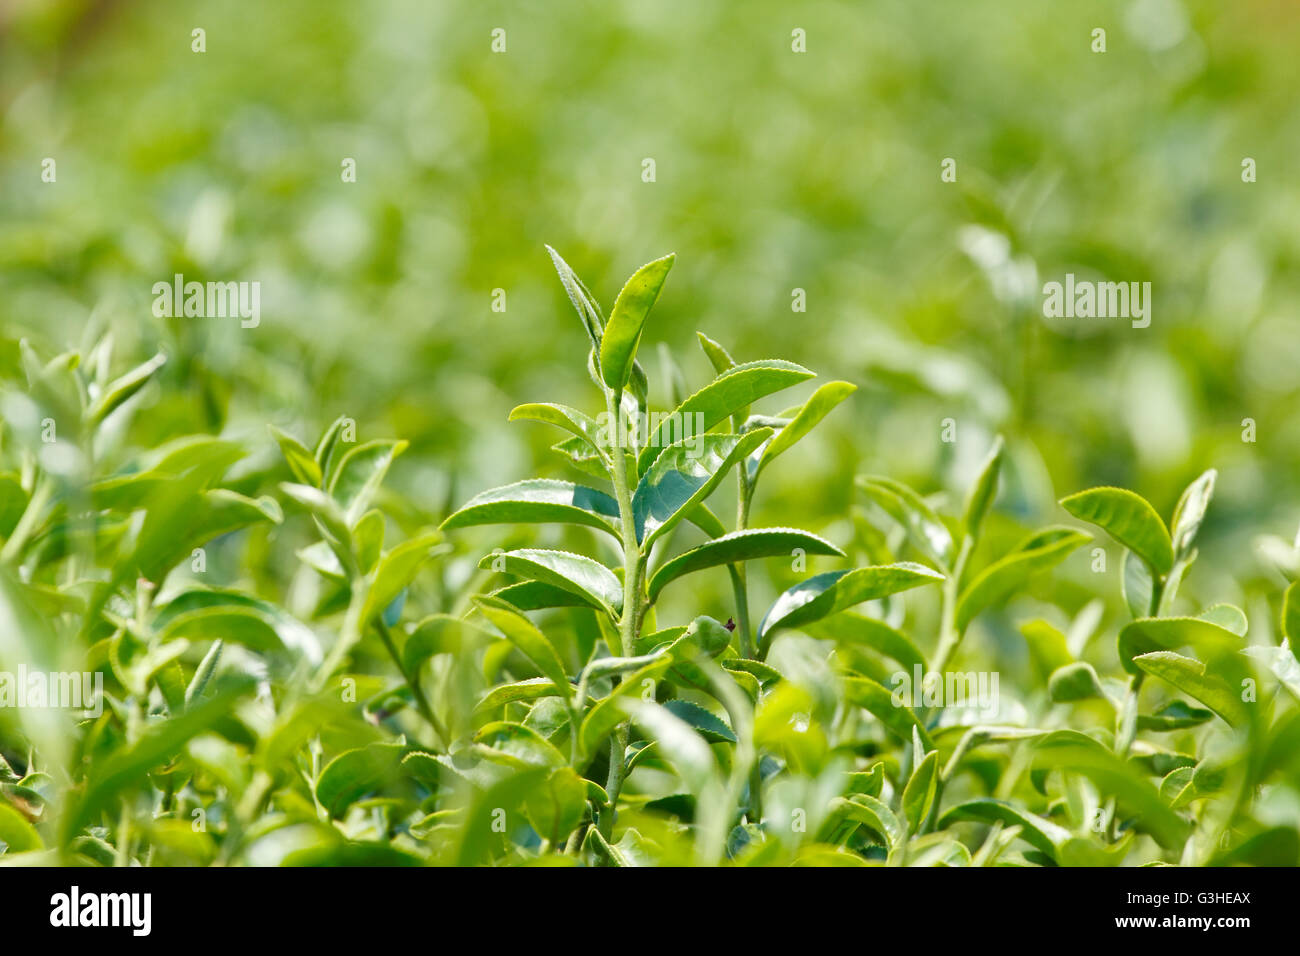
728;473;763;823
599;387;646;835
931;537;974;676
730;475;755;659
374;617;448;748
1;473;52;565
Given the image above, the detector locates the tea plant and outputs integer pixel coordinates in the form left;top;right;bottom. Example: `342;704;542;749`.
1;252;1298;867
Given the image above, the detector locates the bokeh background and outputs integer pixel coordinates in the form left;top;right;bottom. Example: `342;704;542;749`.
2;0;1298;641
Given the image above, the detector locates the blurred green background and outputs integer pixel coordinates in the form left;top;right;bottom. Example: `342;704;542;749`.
2;0;1298;634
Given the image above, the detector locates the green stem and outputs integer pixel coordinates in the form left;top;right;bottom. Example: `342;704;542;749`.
375;617;448;749
730;476;755;659
931;537;974;676
1;474;53;565
599;387;646;835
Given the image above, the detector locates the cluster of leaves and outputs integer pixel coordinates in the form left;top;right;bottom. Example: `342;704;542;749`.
2;252;1299;867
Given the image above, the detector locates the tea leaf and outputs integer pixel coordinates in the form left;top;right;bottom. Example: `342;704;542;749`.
637;362;812;470
955;527;1091;633
960;435;1005;540
938;799;1071;861
1170;469;1217;560
579;657;672;756
472;595;572;697
269;425;322;487
1117;616;1241;677
86;352;167;425
600;253;674;390
443;479;619;538
1060;486;1174;576
902;750;939;833
316;741;409;818
648;527;843;601
753;381;857;476
479;548;622;618
633;430;771;548
329;439;407;523
760;562;944;642
857;476;954;567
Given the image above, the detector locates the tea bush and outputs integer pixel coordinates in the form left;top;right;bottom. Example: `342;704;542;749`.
2;251;1298;867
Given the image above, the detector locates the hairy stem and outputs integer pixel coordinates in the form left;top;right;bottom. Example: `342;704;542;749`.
599;387;646;836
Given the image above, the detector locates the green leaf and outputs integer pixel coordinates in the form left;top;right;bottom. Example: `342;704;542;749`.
361;531;443;627
477;677;564;711
759;562;944;643
524;766;588;846
583;652;668;683
480;548;622;618
328;439;407;523
806;612;926;673
843;675;933;748
1059;486;1174;576
269;425;322;487
1197;602;1247;636
184;639;224;709
1170;469;1216;560
600;253;674;390
938;799;1071;861
578;657;671;757
1030;731;1190;849
1137;700;1214;732
1048;661;1105;702
491;580;599;612
637;361;813;471
352;509;385;573
442;479;619;538
1122;548;1155;618
696;331;737;376
632;430;772;548
648;527;843;602
473;721;567;769
472;596;572;698
133;488;282;583
403;614;494;673
902;750;939;833
1159;767;1197;808
960;436;1005;540
86;352;166;425
509;403;607;459
550;435;613;481
1242;644;1300;700
955;527;1090;633
621;699;718;795
64;676;256;841
314;416;349;479
155;589;321;663
828;794;902;849
1019;619;1073;683
1117;617;1241;677
753;381;857;476
1283;581;1300;646
0;800;43;853
315;741;409;818
1133;651;1251;727
545;245;604;355
662;699;737;744
856;476;954;567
